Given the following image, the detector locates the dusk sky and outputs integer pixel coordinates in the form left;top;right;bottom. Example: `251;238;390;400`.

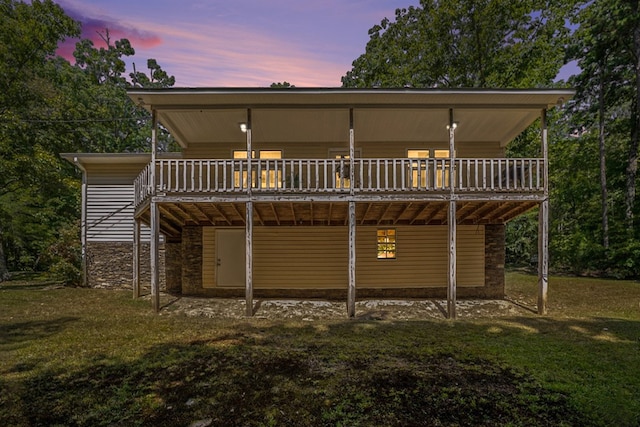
56;0;422;87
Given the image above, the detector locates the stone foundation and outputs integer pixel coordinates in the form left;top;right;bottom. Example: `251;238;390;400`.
483;224;505;298
182;227;202;294
86;241;165;290
165;240;182;292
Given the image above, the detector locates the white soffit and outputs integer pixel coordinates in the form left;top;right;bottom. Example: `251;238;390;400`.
129;88;574;147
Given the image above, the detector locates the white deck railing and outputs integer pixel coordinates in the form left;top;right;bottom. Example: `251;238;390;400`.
134;158;544;206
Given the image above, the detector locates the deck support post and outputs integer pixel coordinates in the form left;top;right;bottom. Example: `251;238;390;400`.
447;200;457;319
348;200;356;318
347;109;356;318
133;218;141;298
73;157;88;287
149;109;160;312
245;108;254;317
447;109;457;319
538;109;549;315
246;201;254;317
150;200;160;312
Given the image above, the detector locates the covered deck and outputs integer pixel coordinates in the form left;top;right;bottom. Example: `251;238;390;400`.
128;88;574;319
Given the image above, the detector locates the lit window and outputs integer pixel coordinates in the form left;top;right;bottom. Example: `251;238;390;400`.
408;149;429;188
259;150;282;189
434;149;450;189
377;229;396;259
233;150;282;189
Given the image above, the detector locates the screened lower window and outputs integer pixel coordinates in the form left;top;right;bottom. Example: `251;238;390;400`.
377;229;396;259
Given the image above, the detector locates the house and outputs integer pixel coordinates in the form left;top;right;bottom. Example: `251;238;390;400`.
62;87;574;318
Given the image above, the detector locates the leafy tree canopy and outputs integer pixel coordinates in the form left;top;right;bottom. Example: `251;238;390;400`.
342;0;574;88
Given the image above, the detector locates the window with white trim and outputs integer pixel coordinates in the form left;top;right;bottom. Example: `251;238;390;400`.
377;229;396;259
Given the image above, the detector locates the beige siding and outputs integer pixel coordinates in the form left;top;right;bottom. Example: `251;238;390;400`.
356;225;484;288
202;227;216;288
87;185;151;242
183;141;504;160
201;225;484;289
254;227;348;288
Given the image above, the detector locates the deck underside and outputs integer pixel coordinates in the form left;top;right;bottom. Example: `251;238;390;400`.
136;199;538;238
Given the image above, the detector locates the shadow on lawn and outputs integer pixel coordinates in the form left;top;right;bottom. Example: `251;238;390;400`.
0;317;78;349
6;317;637;427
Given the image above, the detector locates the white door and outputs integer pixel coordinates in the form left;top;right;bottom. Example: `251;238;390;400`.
215;229;246;287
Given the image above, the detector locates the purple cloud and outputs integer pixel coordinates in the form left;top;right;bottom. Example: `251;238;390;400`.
56;1;162;62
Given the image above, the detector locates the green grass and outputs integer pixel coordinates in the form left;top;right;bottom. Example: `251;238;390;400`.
1;273;639;426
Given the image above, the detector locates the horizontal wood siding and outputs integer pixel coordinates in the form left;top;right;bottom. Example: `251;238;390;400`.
356;225;484;288
253;227;348;288
87;185;151;242
182;141;504;160
200;225;484;289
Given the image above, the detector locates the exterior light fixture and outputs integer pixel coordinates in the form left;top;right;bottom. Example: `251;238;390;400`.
239;122;247;133
446;122;459;130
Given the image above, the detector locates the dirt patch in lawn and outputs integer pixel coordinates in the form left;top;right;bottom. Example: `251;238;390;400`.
154;295;534;320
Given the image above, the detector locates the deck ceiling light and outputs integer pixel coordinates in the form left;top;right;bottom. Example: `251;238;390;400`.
239;122;247;133
446;122;459;130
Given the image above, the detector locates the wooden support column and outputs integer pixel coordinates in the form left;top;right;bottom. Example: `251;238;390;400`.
73;157;88;287
150;200;160;312
133;218;141;298
245;108;254;317
447;200;457;319
349;108;355;196
347;109;356;318
149;109;160;312
348;200;356;318
447;109;457;319
538;109;549;315
246;201;254;317
246;108;252;193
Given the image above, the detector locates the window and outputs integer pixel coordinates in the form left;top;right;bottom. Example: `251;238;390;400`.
377;229;396;259
408;149;452;189
408;149;429;188
434;149;450;189
233;150;255;188
233;150;282;189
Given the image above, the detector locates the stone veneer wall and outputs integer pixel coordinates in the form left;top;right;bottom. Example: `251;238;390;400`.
86;241;165;290
181;226;202;294
484;224;505;298
165;241;182;293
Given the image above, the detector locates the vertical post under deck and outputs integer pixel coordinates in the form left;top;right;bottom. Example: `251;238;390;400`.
149;109;160;312
447;109;457;319
245;108;254;317
347;200;356;318
133;218;141;298
150;201;160;312
347;109;356;318
246;201;254;317
538;109;549;315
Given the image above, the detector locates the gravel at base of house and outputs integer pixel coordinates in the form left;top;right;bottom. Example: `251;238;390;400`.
149;295;534;320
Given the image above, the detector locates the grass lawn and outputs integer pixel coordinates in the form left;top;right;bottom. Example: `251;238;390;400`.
1;272;639;426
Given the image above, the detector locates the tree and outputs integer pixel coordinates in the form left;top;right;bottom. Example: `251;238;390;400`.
342;0;574;88
270;82;295;88
0;0;80;281
0;2;176;281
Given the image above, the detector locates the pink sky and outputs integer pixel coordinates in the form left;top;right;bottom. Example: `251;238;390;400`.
56;0;421;87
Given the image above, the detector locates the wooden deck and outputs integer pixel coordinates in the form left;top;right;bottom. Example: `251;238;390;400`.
135;157;544;202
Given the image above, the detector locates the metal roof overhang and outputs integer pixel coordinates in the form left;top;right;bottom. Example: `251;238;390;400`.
127;88;575;149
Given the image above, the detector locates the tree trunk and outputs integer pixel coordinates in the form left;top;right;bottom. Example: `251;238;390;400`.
599;66;609;248
626;0;640;233
0;228;10;282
